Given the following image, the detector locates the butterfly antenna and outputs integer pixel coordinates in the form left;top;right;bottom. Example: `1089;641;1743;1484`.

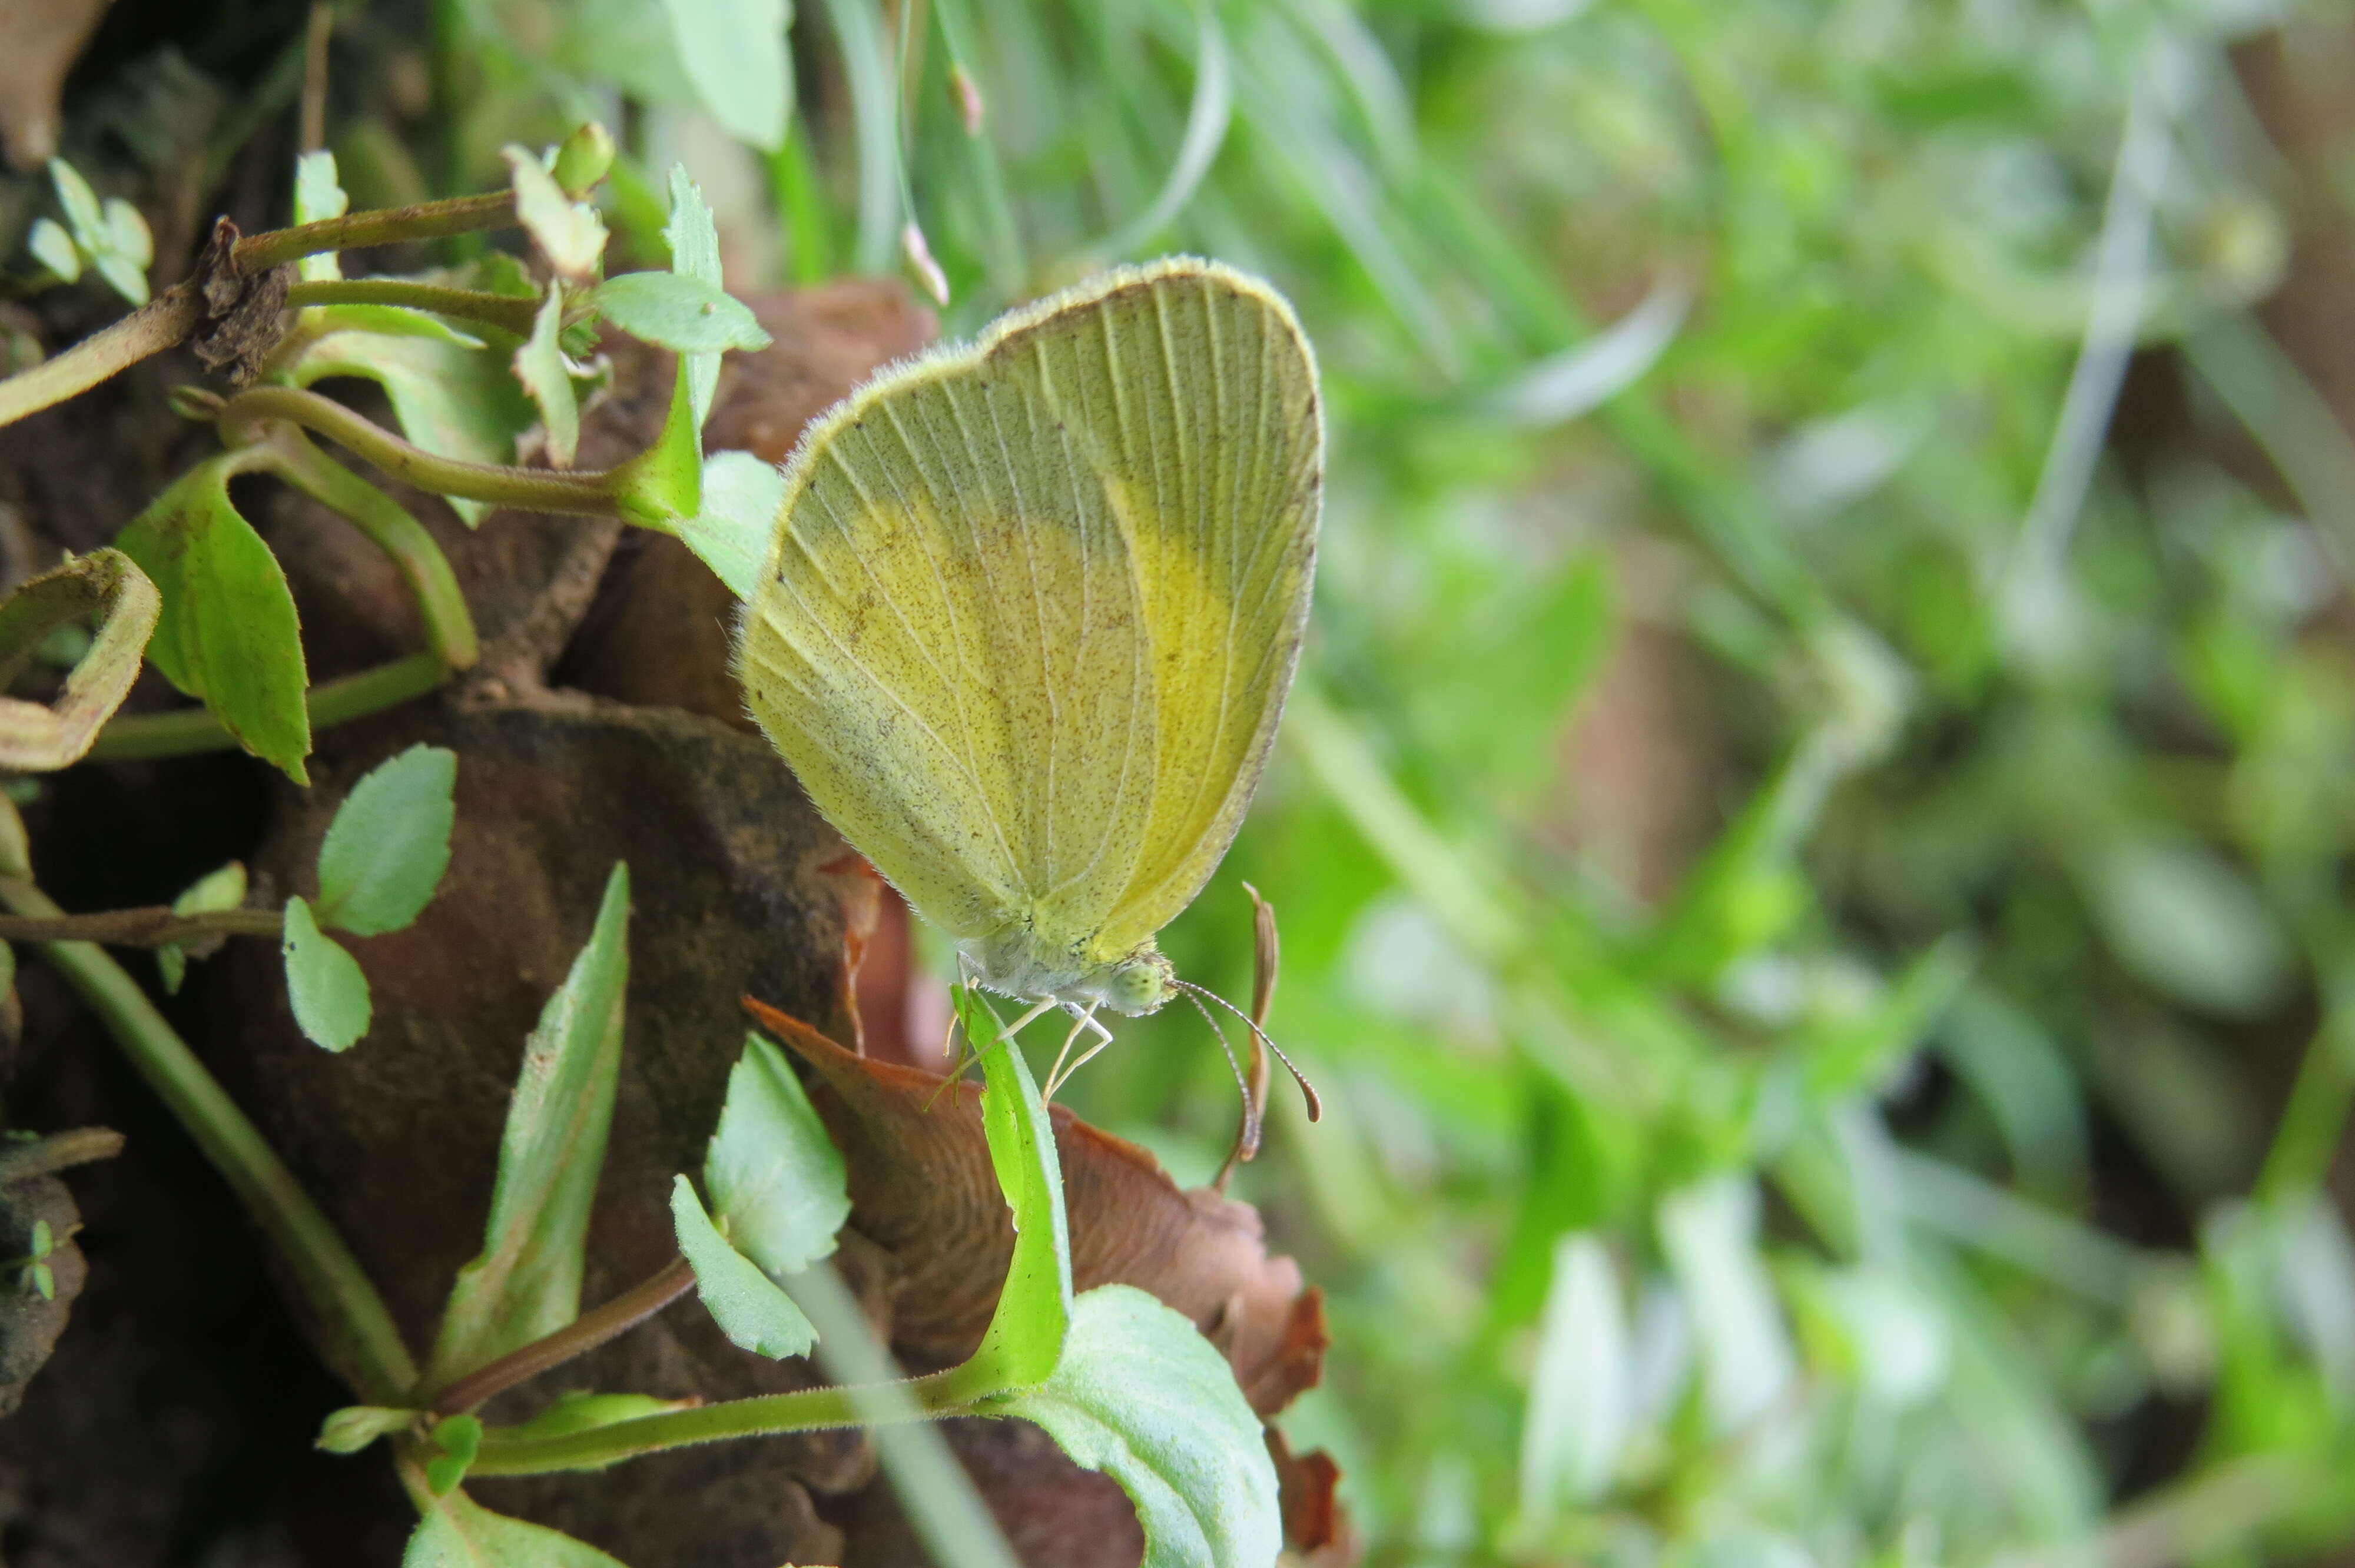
1175;980;1321;1122
1181;986;1261;1161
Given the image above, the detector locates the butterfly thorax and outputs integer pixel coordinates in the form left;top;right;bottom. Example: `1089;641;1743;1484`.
959;928;1175;1018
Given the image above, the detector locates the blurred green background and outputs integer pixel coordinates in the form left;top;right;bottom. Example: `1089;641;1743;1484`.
390;0;2355;1561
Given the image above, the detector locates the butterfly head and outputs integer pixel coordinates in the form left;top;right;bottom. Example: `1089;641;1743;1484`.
1102;947;1176;1017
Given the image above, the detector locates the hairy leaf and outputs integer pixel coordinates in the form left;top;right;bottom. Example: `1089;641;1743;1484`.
430;865;631;1385
662;167;724;430
588;271;771;355
671;1174;815;1359
316;743;457;935
316;1404;414;1454
964;987;1072;1390
505;145;608;281
991;1285;1280;1568
0;549;160;772
705;1032;848;1278
403;1489;629;1567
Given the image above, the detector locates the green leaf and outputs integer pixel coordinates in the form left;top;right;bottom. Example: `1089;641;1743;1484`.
113;460;312;783
670;1174;817;1358
158;859;247;994
28;1219;50;1257
2082;839;2294;1019
704;1032;848;1277
293;149;351;284
675;449;781;600
282;895;372;1052
90;251;148;308
662;167;724;431
426;1414;483;1494
504;145;608;281
429;865;631;1385
586;271;772;355
316;743;457;935
963;986;1072;1390
47;159;105;253
26;218;77;283
29;1263;52;1300
403;1490;631;1568
513;289;581;469
990;1285;1279;1568
316;1404;416;1454
282;311;535;528
552;122;616;196
659;0;791;151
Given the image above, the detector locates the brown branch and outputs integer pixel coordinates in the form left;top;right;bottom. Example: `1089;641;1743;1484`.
0;903;284;947
433;1255;697;1417
0;1127;125;1185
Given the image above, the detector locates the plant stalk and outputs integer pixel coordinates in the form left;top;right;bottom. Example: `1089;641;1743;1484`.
284;278;542;338
86;650;450;763
0;905;283;946
433;1256;696;1416
218;387;624;517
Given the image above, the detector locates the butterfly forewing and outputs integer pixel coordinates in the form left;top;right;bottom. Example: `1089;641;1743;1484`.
737;259;1321;971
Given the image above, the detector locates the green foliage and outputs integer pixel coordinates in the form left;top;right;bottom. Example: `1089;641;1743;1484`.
115;459;311;783
504;145;608;281
661;167;726;431
704;1034;850;1277
960;987;1072;1391
158;859;246;994
403;1486;629;1567
674;1032;848;1358
315;1404;416;1454
316;745;458;936
512;290;581;469
430;865;631;1385
45;157;150;305
585;272;772;355
671;1174;815;1358
989;1285;1281;1568
281;896;370;1053
658;0;792;151
678;450;782;599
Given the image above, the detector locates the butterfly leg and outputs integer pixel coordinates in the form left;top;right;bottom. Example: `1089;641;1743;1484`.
927;988;1057;1113
1044;1004;1117;1098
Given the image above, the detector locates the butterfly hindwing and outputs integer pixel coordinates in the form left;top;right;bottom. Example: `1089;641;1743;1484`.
735;259;1321;968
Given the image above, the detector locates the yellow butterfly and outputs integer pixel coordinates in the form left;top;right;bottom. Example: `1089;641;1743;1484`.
734;257;1321;1080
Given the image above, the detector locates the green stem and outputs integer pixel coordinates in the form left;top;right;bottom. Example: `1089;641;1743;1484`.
85;651;450;763
470;1363;974;1475
0;284;203;428
0;876;416;1402
285;278;542;338
218;387;623;517
231;191;519;275
253;430;481;669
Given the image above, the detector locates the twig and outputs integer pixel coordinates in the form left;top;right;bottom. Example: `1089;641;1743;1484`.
0;1127;126;1185
0;875;416;1403
0;284;203;428
218;386;622;516
0;905;283;947
433;1256;697;1416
